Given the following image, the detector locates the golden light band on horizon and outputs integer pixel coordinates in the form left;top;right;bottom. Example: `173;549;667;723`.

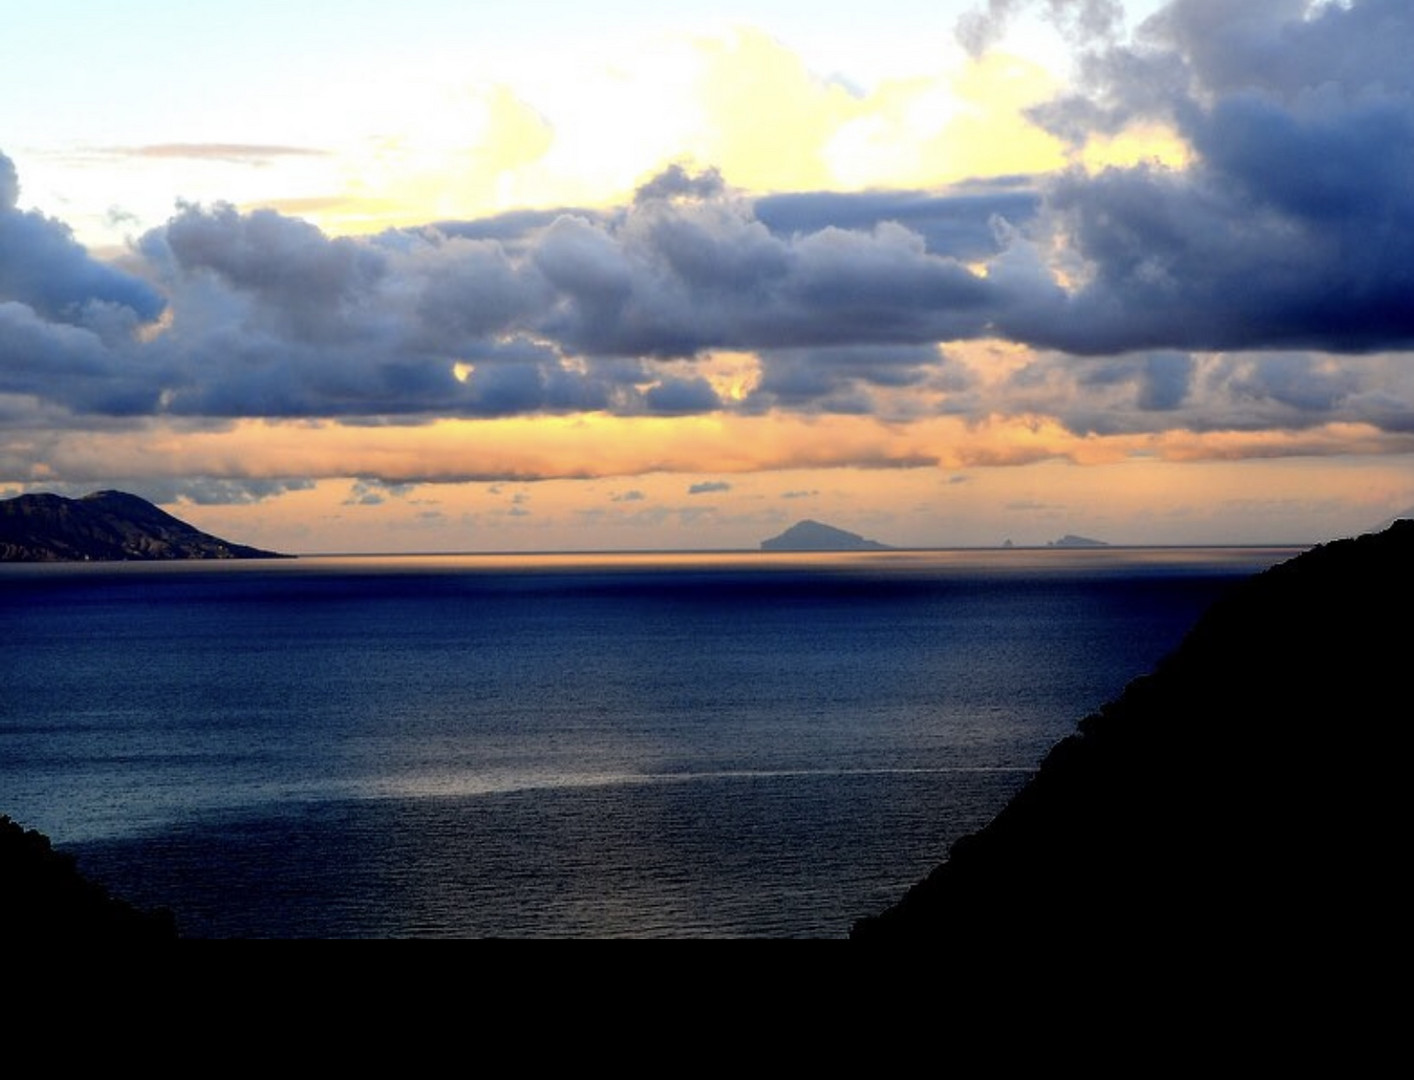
20;411;1413;485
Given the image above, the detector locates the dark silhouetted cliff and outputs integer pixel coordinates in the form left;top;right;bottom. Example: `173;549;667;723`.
0;816;176;941
0;490;287;561
854;521;1412;961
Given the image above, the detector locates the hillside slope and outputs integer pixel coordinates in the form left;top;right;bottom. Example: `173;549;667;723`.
853;521;1412;960
0;815;176;941
0;490;287;561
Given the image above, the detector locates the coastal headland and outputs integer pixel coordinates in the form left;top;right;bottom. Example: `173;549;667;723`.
853;520;1411;962
0;490;288;562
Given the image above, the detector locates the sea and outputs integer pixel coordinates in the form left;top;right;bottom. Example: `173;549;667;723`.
0;545;1300;938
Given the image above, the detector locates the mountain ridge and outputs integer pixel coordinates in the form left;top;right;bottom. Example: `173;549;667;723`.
0;490;288;561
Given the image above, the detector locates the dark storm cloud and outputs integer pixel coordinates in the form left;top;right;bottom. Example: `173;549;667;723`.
1010;0;1414;354
0;301;167;416
643;376;722;415
516;181;1006;358
427;208;615;255
6;1;1414;445
745;343;971;414
1226;353;1361;415
115;205;628;420
753;187;1041;261
1003;348;1414;438
1133;351;1192;412
155;203;389;343
410;236;550;346
768;223;994;346
1074;350;1192;411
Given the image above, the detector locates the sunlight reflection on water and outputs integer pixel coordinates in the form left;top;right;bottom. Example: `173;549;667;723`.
2;545;1300;936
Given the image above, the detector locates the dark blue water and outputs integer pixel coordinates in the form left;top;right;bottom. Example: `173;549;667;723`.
0;547;1296;937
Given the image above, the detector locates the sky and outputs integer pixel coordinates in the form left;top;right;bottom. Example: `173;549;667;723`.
4;0;1414;552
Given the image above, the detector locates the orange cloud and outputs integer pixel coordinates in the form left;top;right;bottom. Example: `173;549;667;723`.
28;413;1414;491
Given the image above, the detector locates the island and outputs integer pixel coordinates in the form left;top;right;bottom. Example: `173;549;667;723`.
0;489;289;561
760;519;893;551
853;519;1412;966
1046;533;1109;548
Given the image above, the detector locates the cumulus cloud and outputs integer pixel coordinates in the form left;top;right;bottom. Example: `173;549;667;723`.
634;163;728;205
344;480;389;506
745;343;971;415
6;1;1414;490
1011;0;1414;354
0;151;165;327
956;0;1126;57
3;159;1030;428
156;203;388;343
1000;347;1414;439
138;477;317;506
753;187;1040;261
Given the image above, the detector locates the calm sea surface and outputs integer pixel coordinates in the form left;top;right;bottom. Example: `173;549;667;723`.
0;546;1298;937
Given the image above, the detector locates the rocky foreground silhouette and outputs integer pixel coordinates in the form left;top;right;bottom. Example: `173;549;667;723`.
0;815;176;940
854;521;1411;961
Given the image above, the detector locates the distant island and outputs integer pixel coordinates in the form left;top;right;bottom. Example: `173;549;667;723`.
0;490;288;562
761;519;893;551
853;519;1412;964
1046;534;1109;548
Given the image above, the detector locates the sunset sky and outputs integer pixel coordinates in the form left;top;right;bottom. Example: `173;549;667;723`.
4;0;1413;552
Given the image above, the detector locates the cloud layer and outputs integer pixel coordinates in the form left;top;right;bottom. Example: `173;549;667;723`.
4;1;1414;497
